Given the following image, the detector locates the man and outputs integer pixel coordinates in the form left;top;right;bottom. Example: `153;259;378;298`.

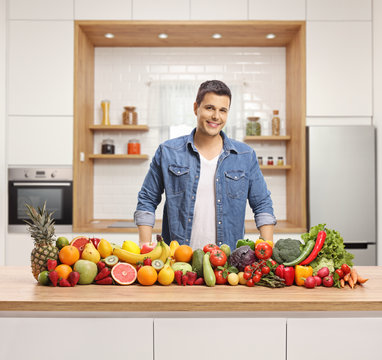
134;80;276;250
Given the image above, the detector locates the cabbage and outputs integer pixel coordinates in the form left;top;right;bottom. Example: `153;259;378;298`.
228;245;256;272
310;257;335;276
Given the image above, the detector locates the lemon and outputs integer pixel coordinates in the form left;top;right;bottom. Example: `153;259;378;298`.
158;266;175;286
122;240;141;254
98;239;113;258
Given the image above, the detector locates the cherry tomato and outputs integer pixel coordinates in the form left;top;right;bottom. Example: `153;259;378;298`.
203;244;220;253
209;249;227;267
252;274;262;283
244;265;254;273
269;259;277;266
335;269;344;279
246;278;255;287
255;242;273;260
255;269;262;277
261;266;271;275
341;263;351;275
243;271;252;280
214;270;228;285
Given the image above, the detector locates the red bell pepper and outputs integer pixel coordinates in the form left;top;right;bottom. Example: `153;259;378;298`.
275;264;295;286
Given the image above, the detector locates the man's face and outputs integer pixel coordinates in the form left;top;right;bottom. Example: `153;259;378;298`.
194;92;230;138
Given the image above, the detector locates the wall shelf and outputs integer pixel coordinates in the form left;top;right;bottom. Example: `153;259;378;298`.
260;165;291;170
89;124;149;131
89;154;149;160
244;135;291;141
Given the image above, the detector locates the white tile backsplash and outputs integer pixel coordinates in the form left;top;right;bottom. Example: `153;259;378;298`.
94;46;287;221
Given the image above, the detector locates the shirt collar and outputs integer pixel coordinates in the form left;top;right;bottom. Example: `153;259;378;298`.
187;128;238;154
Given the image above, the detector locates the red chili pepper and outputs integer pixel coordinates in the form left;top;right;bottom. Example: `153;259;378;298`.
300;230;327;265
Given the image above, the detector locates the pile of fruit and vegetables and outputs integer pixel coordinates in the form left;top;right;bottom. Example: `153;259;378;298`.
27;204;369;289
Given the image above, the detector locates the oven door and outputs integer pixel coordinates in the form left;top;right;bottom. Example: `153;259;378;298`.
8;181;73;225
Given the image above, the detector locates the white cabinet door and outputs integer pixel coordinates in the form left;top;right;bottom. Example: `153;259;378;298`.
287;318;382;360
307;0;371;21
9;0;73;20
190;0;247;20
307;21;372;117
7;116;73;165
133;0;189;20
154;318;286;360
8;21;73;116
75;0;132;20
0;318;153;360
249;0;305;20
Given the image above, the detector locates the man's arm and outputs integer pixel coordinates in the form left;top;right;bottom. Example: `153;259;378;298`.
259;224;274;241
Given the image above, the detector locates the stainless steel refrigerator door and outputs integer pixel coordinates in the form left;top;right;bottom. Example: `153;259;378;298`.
345;244;377;266
308;126;376;244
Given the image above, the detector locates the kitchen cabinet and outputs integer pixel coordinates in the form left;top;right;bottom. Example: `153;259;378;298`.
154;318;286;360
134;0;189;20
287;318;382;360
7;116;73;165
0;318;153;360
190;0;248;20
8;20;73;116
307;0;371;21
75;0;132;20
249;0;305;20
306;21;372;117
8;0;73;20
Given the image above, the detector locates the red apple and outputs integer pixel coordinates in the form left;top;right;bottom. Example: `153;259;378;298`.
90;237;101;249
140;240;157;254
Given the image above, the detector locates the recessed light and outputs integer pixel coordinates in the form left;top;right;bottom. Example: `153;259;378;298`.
104;33;115;39
158;33;168;39
212;33;222;39
266;33;276;39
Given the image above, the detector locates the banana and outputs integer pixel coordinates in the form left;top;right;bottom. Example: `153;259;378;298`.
159;242;171;263
113;240;163;265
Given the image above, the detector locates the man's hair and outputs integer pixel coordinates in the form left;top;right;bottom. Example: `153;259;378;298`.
195;80;232;107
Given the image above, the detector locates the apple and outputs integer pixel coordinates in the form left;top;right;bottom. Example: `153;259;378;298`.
141;239;157;254
90;237;101;249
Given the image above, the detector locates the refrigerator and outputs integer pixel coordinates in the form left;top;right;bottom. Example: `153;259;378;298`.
307;125;377;265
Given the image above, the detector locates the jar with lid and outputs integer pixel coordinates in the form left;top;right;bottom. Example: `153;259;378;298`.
277;156;284;166
128;139;141;155
246;117;261;136
123;106;138;125
267;156;274;166
257;156;263;165
101;100;110;126
101;138;115;154
272;110;280;136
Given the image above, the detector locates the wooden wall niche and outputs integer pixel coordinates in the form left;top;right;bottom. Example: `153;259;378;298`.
73;21;306;233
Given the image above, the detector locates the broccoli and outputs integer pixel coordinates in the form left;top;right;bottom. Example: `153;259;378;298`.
272;238;302;264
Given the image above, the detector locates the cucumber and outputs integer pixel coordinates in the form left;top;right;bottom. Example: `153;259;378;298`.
283;240;315;267
192;249;204;278
203;252;216;287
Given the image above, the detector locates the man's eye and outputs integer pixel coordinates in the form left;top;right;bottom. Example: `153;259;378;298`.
221;109;227;113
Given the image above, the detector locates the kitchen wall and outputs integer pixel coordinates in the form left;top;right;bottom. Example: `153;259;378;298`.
2;0;380;265
93;46;286;221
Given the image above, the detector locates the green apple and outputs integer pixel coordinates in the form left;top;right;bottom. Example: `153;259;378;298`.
220;244;231;258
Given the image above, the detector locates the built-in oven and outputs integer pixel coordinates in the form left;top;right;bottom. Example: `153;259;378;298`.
8;168;73;232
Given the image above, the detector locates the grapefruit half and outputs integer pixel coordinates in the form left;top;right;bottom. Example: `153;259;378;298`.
111;262;137;285
70;236;90;256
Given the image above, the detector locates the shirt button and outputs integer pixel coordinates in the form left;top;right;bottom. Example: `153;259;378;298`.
217;199;221;203
216;178;219;182
196;175;199;179
234;176;238;179
218;221;222;225
192;196;195;200
188;218;191;222
177;171;181;174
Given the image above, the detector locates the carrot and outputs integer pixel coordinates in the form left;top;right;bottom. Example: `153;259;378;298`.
348;276;354;289
344;273;351;282
340;279;345;288
350;268;358;285
357;276;369;284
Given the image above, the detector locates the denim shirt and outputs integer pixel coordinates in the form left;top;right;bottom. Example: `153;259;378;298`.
134;129;276;250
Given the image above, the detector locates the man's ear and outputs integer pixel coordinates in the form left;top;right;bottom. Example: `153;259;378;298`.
193;102;198;116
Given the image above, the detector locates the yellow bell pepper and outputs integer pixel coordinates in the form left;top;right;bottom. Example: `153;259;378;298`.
255;238;274;248
295;265;313;286
169;240;180;257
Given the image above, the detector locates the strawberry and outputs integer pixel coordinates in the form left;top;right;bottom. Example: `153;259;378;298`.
174;270;182;285
136;261;144;272
182;274;188;286
186;271;197;285
68;271;80;287
59;278;71;287
97;261;106;272
94;268;111;281
143;257;152;266
95;277;113;285
48;270;59;287
194;277;205;285
46;259;57;271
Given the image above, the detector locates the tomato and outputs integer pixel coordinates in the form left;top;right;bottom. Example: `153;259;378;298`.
243;271;252;280
261;266;271;275
203;244;220;253
341;264;351;275
269;259;277;266
214;270;228;285
246;278;255;287
255;242;273;260
209;249;227;267
252;274;261;283
255;269;262;277
335;269;344;279
244;265;253;273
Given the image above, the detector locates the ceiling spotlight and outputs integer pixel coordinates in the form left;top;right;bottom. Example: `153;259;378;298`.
266;33;276;39
104;33;115;39
158;33;168;39
212;33;222;39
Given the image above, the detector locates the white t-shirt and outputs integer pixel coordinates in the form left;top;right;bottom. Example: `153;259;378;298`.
190;153;219;250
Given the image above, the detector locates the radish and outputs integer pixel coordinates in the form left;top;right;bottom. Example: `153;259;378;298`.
317;267;330;278
304;276;316;289
313;275;322;286
323;275;334;287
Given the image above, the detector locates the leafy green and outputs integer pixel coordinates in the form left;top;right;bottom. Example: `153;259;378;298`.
302;224;354;272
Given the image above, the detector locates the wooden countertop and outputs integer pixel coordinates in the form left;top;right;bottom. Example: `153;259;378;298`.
1;267;381;312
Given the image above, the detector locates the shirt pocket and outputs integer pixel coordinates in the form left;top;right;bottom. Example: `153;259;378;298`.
168;164;190;195
224;170;247;199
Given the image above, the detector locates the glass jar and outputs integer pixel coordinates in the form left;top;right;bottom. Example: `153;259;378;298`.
272;110;280;136
101;138;115;154
267;156;274;166
101;100;110;126
246;117;261;136
123;106;138;125
128;139;141;154
258;156;263;165
277;156;284;166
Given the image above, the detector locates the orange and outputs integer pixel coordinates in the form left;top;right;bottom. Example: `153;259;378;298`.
137;266;158;286
174;245;193;263
59;245;80;265
55;264;72;280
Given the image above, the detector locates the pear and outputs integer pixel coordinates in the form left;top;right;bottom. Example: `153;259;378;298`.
81;242;101;263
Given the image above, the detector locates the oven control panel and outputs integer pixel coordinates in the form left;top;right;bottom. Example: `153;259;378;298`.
9;168;73;181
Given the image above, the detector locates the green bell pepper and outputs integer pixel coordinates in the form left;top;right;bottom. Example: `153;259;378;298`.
236;239;255;251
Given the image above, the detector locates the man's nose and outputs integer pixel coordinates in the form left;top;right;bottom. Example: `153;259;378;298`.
212;109;219;120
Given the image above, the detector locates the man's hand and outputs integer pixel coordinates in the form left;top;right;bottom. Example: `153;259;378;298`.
138;225;153;248
259;224;274;241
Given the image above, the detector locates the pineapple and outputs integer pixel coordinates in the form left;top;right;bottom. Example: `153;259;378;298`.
25;203;59;280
